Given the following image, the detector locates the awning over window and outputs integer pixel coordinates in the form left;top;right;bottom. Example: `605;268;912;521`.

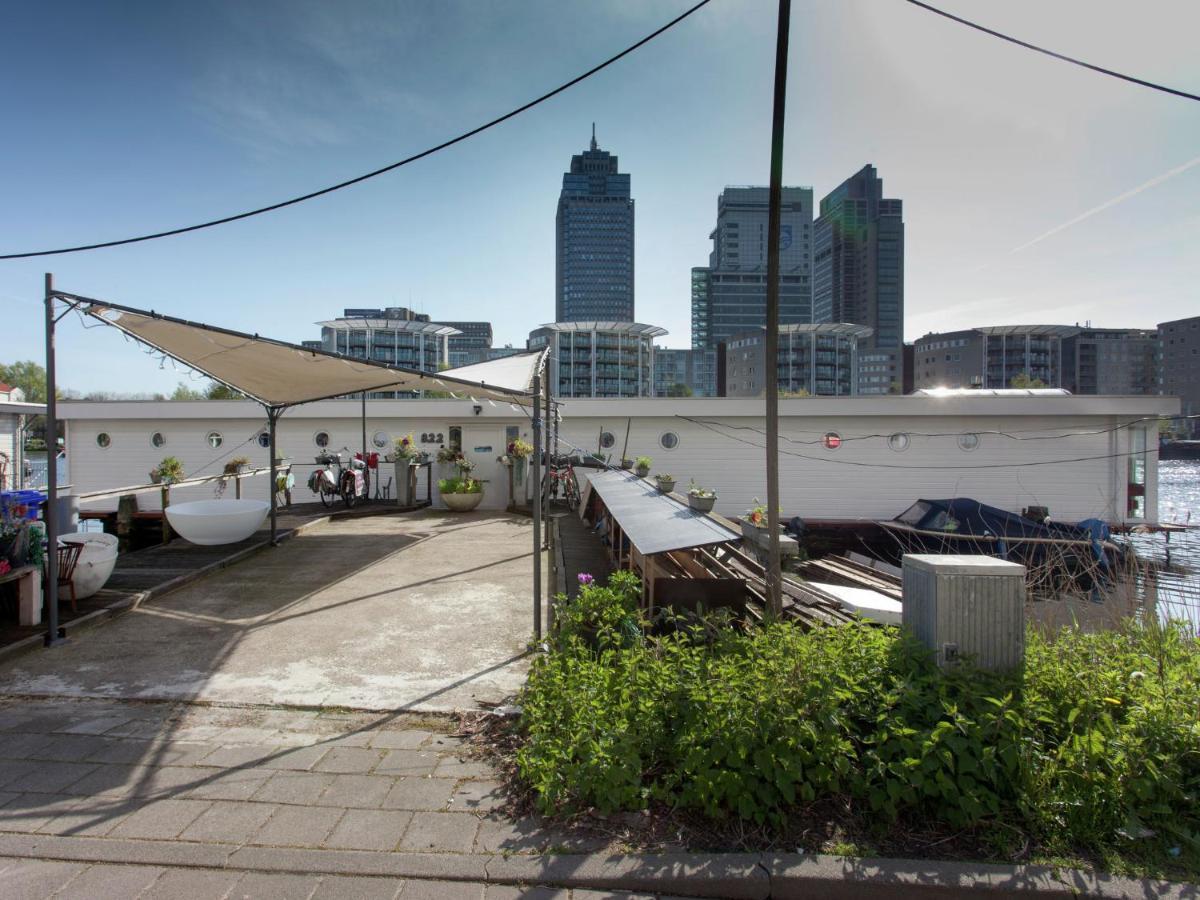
60;294;541;408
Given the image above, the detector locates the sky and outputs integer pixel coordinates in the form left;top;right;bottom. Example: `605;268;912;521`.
2;0;1198;396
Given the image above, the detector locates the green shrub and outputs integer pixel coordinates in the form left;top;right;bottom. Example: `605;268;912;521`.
438;477;482;494
516;585;1200;865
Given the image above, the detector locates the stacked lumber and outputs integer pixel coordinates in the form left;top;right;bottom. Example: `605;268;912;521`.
796;554;903;601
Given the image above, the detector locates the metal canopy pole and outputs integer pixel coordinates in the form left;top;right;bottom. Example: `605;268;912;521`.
764;0;792;619
43;273;66;647
361;391;368;497
531;373;542;642
268;408;280;546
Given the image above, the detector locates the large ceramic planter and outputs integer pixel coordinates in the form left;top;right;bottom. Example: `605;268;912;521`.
655;478;676;494
59;532;118;599
688;493;716;513
443;491;484;512
165;499;270;545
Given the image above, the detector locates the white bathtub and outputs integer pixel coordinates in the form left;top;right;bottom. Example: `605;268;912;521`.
165;499;270;546
59;532;118;600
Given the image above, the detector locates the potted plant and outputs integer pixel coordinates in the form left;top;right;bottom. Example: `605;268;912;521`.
654;473;676;494
393;434;421;506
149;456;185;485
222;456;251;476
740;498;800;556
507;438;533;484
634;455;652;478
686;480;716;513
619;457;634;471
438;477;484;512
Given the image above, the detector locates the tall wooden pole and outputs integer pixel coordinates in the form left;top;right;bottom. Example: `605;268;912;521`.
531;373;543;641
764;0;792;618
43;273;66;646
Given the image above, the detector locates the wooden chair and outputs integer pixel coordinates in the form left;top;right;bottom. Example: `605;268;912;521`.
56;542;83;613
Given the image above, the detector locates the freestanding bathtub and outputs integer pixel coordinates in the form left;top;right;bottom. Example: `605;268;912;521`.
164;499;270;546
59;532;119;599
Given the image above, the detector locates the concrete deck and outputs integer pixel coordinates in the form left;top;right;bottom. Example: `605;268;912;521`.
0;511;544;712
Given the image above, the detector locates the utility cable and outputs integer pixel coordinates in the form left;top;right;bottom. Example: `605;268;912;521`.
0;0;713;260
904;0;1200;102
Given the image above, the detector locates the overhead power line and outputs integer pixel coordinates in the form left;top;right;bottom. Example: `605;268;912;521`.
0;0;714;261
904;0;1200;103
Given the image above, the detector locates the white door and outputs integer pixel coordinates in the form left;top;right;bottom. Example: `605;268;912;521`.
460;425;506;509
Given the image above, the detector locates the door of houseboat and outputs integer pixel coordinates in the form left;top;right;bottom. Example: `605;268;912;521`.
460;424;506;510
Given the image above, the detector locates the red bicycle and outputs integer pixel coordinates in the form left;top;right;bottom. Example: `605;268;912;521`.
546;455;581;511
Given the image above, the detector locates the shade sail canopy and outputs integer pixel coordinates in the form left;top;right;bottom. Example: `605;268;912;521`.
62;293;541;408
579;470;740;556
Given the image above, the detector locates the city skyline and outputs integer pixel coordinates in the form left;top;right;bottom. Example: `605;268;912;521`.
2;0;1198;395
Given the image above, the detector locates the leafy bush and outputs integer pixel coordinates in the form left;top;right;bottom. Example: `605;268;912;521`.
517;580;1200;866
438;477;482;494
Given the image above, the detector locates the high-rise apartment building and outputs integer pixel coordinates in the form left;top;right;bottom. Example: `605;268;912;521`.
691;186;813;350
653;348;718;397
556;128;635;322
723;324;872;397
1159;315;1200;436
528;322;663;398
813;165;904;394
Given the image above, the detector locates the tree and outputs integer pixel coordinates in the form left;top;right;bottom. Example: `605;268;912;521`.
205;382;244;400
171;382;205;400
1010;372;1048;389
778;387;811;398
0;360;48;402
666;382;693;398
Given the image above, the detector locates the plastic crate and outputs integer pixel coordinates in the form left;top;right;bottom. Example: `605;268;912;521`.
1;490;46;521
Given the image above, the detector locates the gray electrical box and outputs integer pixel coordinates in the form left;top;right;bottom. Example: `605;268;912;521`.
901;554;1026;671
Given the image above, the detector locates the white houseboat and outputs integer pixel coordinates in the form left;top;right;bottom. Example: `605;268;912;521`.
58;391;1177;526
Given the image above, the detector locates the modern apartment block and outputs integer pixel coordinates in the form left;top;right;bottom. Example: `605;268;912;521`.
723;324;873;398
813;165;904;394
691;186;814;351
317;314;458;373
653;348;718;397
528;322;664;398
436;321;494;367
1159;315;1200;436
317;308;494;370
912;325;1159;395
556;129;635;322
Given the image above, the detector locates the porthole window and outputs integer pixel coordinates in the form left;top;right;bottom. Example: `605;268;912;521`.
206;431;223;449
314;431;330;449
887;433;909;452
151;432;166;448
599;431;615;450
96;433;111;449
958;433;980;452
257;432;270;449
372;431;389;449
660;432;679;450
821;432;842;450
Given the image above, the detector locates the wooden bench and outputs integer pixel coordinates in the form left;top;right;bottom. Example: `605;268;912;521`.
0;564;43;626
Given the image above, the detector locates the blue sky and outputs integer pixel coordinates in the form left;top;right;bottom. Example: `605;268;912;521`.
2;0;1198;395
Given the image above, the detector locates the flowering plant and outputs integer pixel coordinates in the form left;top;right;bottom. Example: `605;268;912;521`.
507;438;533;459
393;434;421;462
436;447;460;464
743;498;782;527
577;572;594;586
0;558;10;576
687;480;715;499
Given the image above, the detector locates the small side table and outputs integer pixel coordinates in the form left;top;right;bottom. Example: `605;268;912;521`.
0;565;43;626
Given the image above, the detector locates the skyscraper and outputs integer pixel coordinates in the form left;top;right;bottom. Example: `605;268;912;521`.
555;127;635;322
691;186;813;350
813;165;904;394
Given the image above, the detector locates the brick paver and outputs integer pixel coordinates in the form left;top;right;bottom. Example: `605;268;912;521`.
400;811;481;853
253;805;344;848
324;808;412;851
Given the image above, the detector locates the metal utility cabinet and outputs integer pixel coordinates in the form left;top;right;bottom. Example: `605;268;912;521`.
901;554;1026;671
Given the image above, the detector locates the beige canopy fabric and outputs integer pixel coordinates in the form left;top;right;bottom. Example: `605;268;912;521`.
65;295;542;407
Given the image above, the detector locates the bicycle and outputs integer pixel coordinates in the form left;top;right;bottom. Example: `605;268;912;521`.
546;454;581;511
308;450;365;509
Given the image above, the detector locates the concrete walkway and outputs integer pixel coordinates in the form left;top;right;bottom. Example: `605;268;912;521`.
0;511;544;711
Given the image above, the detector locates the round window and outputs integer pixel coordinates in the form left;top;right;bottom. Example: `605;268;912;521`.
372;431;389;449
660;432;679;450
958;433;980;452
821;432;842;450
96;433;111;449
151;432;166;448
887;433;909;452
206;431;223;449
599;431;615;450
314;431;330;449
257;432;270;449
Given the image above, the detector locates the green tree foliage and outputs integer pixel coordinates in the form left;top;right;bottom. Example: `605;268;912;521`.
1010;372;1048;389
171;382;205;400
666;382;693;398
0;360;48;402
205;382;244;400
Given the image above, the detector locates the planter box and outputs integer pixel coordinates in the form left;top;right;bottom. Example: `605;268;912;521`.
635;465;651;478
655;479;676;494
619;460;633;470
740;519;800;556
687;493;716;513
394;460;416;507
443;491;484;512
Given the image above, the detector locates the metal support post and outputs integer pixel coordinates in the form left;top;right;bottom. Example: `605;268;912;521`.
43;273;65;647
764;0;792;618
531;373;543;641
361;391;368;496
268;408;280;546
